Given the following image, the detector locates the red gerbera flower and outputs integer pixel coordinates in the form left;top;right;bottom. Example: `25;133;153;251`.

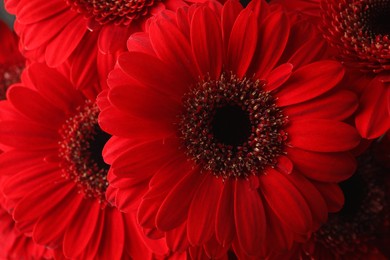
98;0;361;257
0;195;53;259
4;0;209;67
270;144;390;260
0;62;168;259
0;20;24;100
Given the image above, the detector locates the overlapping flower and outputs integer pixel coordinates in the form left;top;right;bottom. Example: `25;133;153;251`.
0;0;388;259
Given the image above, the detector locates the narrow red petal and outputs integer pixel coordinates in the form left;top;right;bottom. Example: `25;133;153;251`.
33;189;82;247
149;18;198;80
187;174;222;245
190;6;223;79
254;10;290;78
227;8;258;77
45;16;87;66
312;182;345;213
265;63;293;91
286;147;356;182
63;200;100;258
215;180;235;247
355;77;390;139
285;172;328;230
221;0;243;51
276;61;344;106
7;86;64;127
284;90;358;121
287;119;360;152
234;180;266;256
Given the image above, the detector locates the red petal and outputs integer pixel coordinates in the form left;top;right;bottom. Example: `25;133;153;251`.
312;182;345;213
102;136;134;165
166;222;190;252
117;52;189;101
215;181;235;247
20;11;75;50
111;139;178;180
99;106;174;139
285;172;328;230
0;150;48;176
287;119;360;152
27;63;84;113
254;10;290;78
126;213;168;258
3;164;59;199
138;196;165;230
7;86;64;127
287;36;328;68
69;31;99;90
276;61;344;106
221;0;243;51
227;8;258;77
260;168;312;234
80;210;105;259
187;174;222;245
33;189;82;247
98;25;130;54
203;235;229;259
109;84;180;122
265;63;293;91
13;181;73;227
190;6;223;79
156;168;206;231
45;16;87;67
284;90;358;121
355;77;390;139
276;155;293;175
0;120;58;150
97;210;125;260
63;200;100;258
149;18;198;80
234;180;266;256
263;205;293;252
127;32;155;55
17;0;67;24
286;147;356;182
138;158;192;228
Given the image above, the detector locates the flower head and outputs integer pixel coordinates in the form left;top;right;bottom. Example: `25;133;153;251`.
99;0;360;257
0;62;167;259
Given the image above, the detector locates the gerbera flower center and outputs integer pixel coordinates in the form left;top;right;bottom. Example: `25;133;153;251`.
212;105;251;146
65;0;162;26
314;152;389;256
361;1;390;36
58;100;111;203
179;73;288;179
0;63;24;100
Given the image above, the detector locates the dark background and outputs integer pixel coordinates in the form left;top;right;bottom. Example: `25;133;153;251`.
0;1;14;28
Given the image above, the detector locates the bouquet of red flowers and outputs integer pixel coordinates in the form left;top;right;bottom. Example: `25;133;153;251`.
0;0;388;259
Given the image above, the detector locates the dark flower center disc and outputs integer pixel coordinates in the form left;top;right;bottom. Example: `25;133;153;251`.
361;1;390;36
179;73;288;179
58;100;111;204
